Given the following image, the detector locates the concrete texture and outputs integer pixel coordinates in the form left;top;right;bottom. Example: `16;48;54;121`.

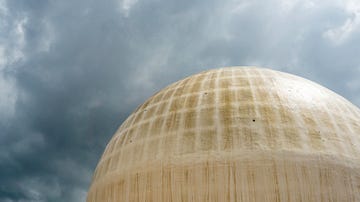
87;67;360;201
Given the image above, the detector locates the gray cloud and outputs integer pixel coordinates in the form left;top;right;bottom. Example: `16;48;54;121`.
1;0;360;201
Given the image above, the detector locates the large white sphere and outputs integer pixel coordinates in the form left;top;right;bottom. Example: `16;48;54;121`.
87;67;360;201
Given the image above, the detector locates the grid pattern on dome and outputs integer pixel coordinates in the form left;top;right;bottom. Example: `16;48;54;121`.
91;67;360;183
87;67;360;202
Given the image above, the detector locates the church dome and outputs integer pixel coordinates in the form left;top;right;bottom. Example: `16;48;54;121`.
87;67;360;201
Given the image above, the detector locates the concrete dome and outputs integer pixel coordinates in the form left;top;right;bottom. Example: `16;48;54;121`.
87;67;360;201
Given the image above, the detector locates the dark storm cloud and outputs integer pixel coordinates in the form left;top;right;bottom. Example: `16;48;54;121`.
1;0;360;201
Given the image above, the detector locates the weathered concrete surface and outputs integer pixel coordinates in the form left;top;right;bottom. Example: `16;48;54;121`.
87;67;360;201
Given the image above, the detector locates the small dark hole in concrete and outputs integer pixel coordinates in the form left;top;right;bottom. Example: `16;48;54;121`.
252;119;255;122
130;140;132;143
204;92;208;95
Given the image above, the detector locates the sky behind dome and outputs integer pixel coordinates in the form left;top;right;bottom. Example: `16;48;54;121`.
1;0;360;201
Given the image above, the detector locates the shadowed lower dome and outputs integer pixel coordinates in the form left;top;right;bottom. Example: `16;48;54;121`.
87;67;360;201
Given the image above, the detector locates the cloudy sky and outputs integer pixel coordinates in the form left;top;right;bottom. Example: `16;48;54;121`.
1;0;360;201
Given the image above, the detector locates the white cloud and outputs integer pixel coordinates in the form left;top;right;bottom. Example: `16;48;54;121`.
229;1;251;14
12;17;27;60
278;0;315;12
0;15;27;120
323;0;360;45
0;16;27;67
323;16;359;44
118;0;139;17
